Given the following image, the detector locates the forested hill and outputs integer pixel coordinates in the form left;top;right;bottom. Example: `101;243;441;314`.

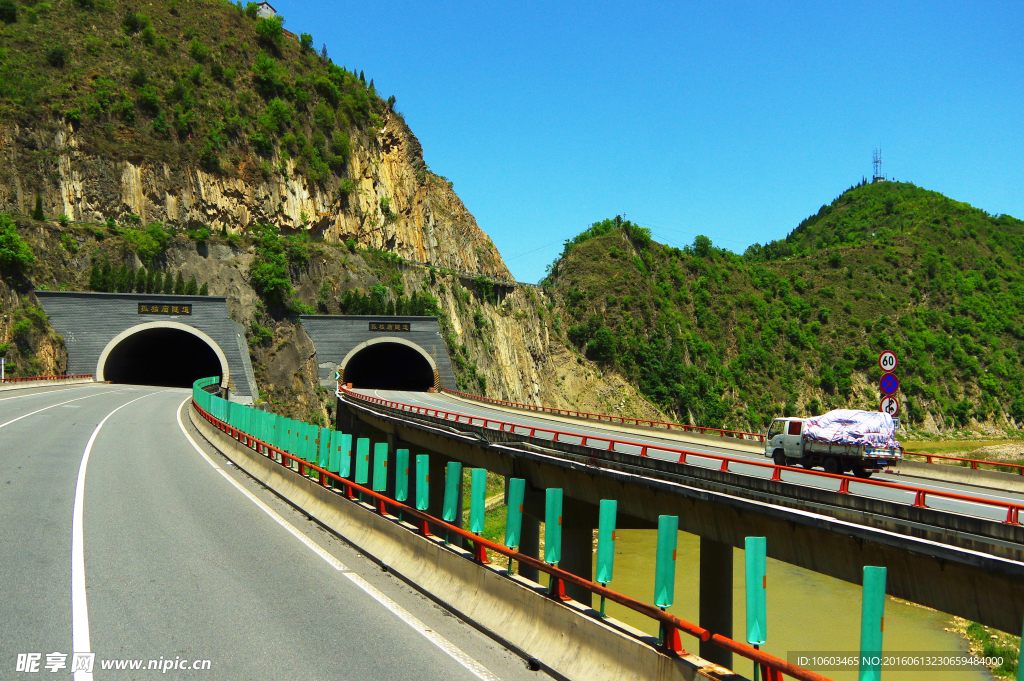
544;182;1024;435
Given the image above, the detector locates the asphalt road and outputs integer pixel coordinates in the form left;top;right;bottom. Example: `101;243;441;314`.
1;384;550;681
361;389;1024;524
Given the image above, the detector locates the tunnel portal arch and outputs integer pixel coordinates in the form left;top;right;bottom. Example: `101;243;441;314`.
340;336;439;391
96;321;230;387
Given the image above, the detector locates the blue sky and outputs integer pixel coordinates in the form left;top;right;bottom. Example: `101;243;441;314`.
274;1;1023;282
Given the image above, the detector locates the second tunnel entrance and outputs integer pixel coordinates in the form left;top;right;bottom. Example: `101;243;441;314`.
343;342;436;391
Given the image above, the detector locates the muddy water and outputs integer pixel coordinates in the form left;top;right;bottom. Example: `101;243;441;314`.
598;529;992;681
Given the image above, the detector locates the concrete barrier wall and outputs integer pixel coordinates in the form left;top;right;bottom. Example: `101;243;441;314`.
887;459;1024;494
190;406;736;681
0;377;95;392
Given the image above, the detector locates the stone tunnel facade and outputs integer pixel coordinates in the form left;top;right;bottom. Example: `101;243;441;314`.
36;291;258;403
299;315;457;390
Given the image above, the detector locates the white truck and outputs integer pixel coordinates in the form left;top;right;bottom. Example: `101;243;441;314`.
764;413;902;478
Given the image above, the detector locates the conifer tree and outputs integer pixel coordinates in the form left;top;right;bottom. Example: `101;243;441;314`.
147;267;157;293
198;282;209;296
32;196;44;221
359;70;365;83
152;270;164;294
174;271;185;295
162;271;174;294
101;262;113;292
135;267;148;293
117;263;131;292
185;274;198;295
88;261;103;291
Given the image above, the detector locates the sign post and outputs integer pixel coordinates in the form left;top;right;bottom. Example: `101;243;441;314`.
878;350;900;424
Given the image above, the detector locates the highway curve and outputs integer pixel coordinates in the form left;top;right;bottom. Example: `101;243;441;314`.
0;384;547;681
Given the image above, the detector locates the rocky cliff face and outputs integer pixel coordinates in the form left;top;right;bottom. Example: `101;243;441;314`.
0;114;509;279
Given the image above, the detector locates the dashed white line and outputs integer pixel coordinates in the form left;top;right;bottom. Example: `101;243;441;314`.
175;397;502;681
72;389;170;681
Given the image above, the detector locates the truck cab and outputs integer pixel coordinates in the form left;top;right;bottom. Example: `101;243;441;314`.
765;418;805;466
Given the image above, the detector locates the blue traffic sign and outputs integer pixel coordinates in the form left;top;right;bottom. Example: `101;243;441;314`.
879;373;899;395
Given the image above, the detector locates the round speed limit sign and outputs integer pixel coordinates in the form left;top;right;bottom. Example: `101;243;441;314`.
879;350;898;373
880;396;900;416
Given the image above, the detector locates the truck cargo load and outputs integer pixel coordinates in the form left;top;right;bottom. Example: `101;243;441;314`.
802;409;901;450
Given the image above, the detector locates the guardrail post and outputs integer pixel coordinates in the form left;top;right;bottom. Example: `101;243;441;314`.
859;566;887;681
395;449;409;521
354;438;370;501
544;488;569;601
595;499;617;617
470;468;489;563
745;537;767;681
699;535;733;668
655;515;681;653
415;454;430;536
504;478;526;574
372;442;388;515
442;461;463;545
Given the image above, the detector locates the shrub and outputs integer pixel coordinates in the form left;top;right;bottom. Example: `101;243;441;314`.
0;215;35;274
84;37;102;56
122;11;151;34
72;0;94;8
136;86;160;116
189;37;209;63
141;26;156;46
129;69;148;87
243;1;259;19
299;33;313;52
46;46;67;68
57;214;70;227
0;0;17;23
249;224;292;305
188;227;211;244
255;16;284;48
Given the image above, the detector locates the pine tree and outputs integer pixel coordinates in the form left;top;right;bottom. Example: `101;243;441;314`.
162;271;174;294
147;267;157;293
152;270;163;294
320;43;328;61
135;267;148;293
32;196;44;221
185;274;198;295
117;263;131;293
359;70;365;84
198;282;209;296
174;271;185;295
88;261;103;291
101;262;113;292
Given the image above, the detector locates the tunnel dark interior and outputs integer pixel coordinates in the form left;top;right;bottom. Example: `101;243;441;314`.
104;328;222;388
344;343;434;391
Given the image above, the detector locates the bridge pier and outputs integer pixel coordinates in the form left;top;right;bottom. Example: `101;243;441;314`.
698;537;733;669
560;522;594;607
518;514;541;582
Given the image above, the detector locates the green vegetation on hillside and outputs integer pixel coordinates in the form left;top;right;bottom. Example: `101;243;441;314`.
0;0;389;186
546;182;1024;433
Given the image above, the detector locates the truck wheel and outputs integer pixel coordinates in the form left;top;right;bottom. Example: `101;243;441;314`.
773;450;787;467
852;466;873;479
823;457;841;475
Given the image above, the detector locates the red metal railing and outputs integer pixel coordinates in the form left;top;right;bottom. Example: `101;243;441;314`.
192;397;830;681
0;374;93;384
442;388;767;442
342;388;1024;526
901;450;1024;475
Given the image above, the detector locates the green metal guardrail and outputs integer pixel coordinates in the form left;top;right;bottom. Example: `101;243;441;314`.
192;377;850;681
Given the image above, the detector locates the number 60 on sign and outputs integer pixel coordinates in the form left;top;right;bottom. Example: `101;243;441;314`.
879;350;898;372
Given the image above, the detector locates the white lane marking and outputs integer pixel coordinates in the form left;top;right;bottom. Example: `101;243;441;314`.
0;384;101;403
175;398;502;681
72;390;169;681
0;389;124;429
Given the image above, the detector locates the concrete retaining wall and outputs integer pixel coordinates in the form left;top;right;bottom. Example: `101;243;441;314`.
0;377;96;392
190;405;738;681
887;459;1024;494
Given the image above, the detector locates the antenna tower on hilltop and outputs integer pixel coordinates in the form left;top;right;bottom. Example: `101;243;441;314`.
872;148;886;183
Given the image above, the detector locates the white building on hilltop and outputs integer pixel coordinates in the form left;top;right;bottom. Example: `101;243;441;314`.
256;1;276;18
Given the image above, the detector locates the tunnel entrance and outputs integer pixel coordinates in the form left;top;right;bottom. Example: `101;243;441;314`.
103;327;223;388
344;342;435;391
